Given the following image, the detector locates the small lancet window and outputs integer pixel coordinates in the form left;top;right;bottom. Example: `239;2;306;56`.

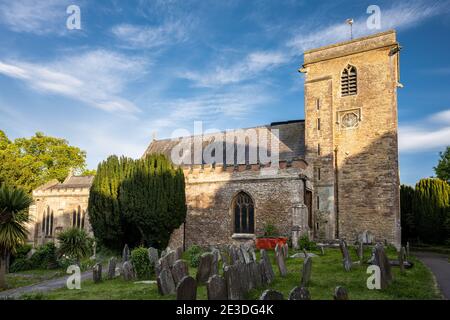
341;65;357;96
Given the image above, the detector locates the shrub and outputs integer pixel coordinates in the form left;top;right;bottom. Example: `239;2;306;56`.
263;223;278;237
57;228;91;263
13;244;32;259
186;245;203;268
298;235;317;251
131;247;152;280
30;242;58;269
9;258;33;272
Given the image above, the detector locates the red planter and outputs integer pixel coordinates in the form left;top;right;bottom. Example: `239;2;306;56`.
255;237;288;250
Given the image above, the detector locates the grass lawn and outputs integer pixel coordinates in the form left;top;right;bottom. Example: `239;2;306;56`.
3;269;65;292
19;247;442;300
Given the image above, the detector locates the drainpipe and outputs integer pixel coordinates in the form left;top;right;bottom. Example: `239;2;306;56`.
334;146;339;239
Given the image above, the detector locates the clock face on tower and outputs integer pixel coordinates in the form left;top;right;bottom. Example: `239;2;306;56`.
341;112;359;128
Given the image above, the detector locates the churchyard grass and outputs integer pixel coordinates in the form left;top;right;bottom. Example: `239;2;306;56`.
3;269;66;292
20;247;441;300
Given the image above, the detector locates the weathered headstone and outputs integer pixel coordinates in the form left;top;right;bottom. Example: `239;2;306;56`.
175;247;184;261
372;243;393;289
196;252;215;283
165;250;177;268
301;256;312;287
260;289;284;300
176;276;197;300
122;261;135;281
259;249;275;284
148;247;159;267
240;244;251;264
171;259;189;285
357;242;364;263
359;230;374;244
288;286;311;300
224;265;243;300
282;243;289;258
249;261;262;289
275;246;288;277
334;286;348;300
398;247;406;273
107;257;117;280
93;263;102;283
406;242;410;259
319;245;325;255
155;260;162;277
207;274;227;300
122;244;130;262
249;246;257;262
157;268;176;295
339;239;352;272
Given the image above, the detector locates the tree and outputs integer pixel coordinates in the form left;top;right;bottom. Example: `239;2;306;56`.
434;146;450;183
400;185;416;243
57;228;91;265
413;178;450;244
0;130;88;193
0;184;33;289
88;154;187;250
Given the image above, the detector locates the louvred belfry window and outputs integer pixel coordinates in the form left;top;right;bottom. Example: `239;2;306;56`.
341;65;357;96
233;192;254;234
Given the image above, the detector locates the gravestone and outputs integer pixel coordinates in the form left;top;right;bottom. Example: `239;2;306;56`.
406;242;410;259
249;246;257;262
357;242;364;263
122;261;135;281
155;260;162;277
207;275;227;300
372;243;393;289
175;247;184;261
196;252;215;283
288;286;311;300
211;250;220;276
148;247;159;267
399;247;406;274
282;243;289;258
176;276;197;300
107;257;117;280
301;256;312;287
122;244;130;262
164;250;177;268
224;265;243;300
240;244;251;264
319;245;325;255
275;246;288;277
172;259;189;286
359;230;374;244
339;239;352;272
334;286;349;300
259;249;275;284
157;268;176;295
259;289;284;300
249;261;262;289
93;263;102;283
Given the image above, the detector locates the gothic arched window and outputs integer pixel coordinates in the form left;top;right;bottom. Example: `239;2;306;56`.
233;192;254;234
42;206;53;236
341;65;357;96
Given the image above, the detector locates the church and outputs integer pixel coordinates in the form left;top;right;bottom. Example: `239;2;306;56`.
29;30;402;249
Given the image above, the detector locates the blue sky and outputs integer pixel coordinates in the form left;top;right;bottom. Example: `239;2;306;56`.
0;0;449;185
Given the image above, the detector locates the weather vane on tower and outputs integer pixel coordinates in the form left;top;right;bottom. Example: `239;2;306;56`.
346;18;354;40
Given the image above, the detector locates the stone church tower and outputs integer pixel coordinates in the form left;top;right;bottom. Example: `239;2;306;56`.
301;30;401;246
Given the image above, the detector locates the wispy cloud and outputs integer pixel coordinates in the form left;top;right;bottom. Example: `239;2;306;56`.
181;51;289;87
0;0;72;35
112;21;188;49
399;109;450;152
0;50;148;113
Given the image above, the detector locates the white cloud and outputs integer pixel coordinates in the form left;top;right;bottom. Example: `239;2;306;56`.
111;21;188;49
181;51;289;87
399;109;450;152
0;50;148;113
0;0;71;35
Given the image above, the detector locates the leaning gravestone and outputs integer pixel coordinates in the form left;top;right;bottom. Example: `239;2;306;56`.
171;259;189;286
224;265;243;300
164;250;177;268
259;249;275;284
249;246;257;262
260;289;284;300
207;274;227;300
398;247;406;274
122;261;135;281
176;276;197;300
240;244;251;264
275;246;288;277
157;268;176;295
334;286;349;300
122;244;130;262
372;243;393;289
288;286;311;300
148;247;159;267
196;252;215;283
107;257;117;280
93;263;102;283
175;247;184;261
282;243;289;259
301;256;312;287
339;239;352;272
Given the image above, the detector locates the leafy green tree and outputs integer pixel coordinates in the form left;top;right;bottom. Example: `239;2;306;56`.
0;130;87;193
0;184;33;289
57;228;91;265
434;146;450;183
400;185;416;243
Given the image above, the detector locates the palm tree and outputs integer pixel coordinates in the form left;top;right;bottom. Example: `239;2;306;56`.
0;184;33;289
57;227;91;265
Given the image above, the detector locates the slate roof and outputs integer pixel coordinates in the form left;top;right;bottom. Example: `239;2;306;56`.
143;120;305;165
48;175;95;190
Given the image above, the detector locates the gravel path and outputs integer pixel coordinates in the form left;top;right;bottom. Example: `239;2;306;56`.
414;251;450;300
